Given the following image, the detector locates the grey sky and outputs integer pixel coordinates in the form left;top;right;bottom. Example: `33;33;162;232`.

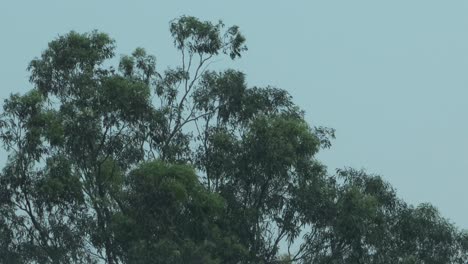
1;1;467;229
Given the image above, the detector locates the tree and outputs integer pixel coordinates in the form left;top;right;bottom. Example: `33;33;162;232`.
300;168;468;264
0;15;466;263
111;161;247;263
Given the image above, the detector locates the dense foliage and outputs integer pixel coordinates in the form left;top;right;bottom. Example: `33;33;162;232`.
0;16;466;263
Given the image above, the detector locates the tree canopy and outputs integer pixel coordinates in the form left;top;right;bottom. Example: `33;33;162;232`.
0;16;466;263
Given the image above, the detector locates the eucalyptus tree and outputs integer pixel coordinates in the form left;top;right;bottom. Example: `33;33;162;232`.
298;168;468;264
0;16;250;263
0;15;466;264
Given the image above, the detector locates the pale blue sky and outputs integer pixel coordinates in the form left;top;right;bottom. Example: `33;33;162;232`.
1;1;467;229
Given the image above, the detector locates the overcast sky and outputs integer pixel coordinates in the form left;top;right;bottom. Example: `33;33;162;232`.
1;1;467;229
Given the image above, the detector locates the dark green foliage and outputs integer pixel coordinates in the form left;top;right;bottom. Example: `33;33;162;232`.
0;15;466;263
111;161;242;263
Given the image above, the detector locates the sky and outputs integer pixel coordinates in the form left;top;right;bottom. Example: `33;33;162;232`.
1;1;467;229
